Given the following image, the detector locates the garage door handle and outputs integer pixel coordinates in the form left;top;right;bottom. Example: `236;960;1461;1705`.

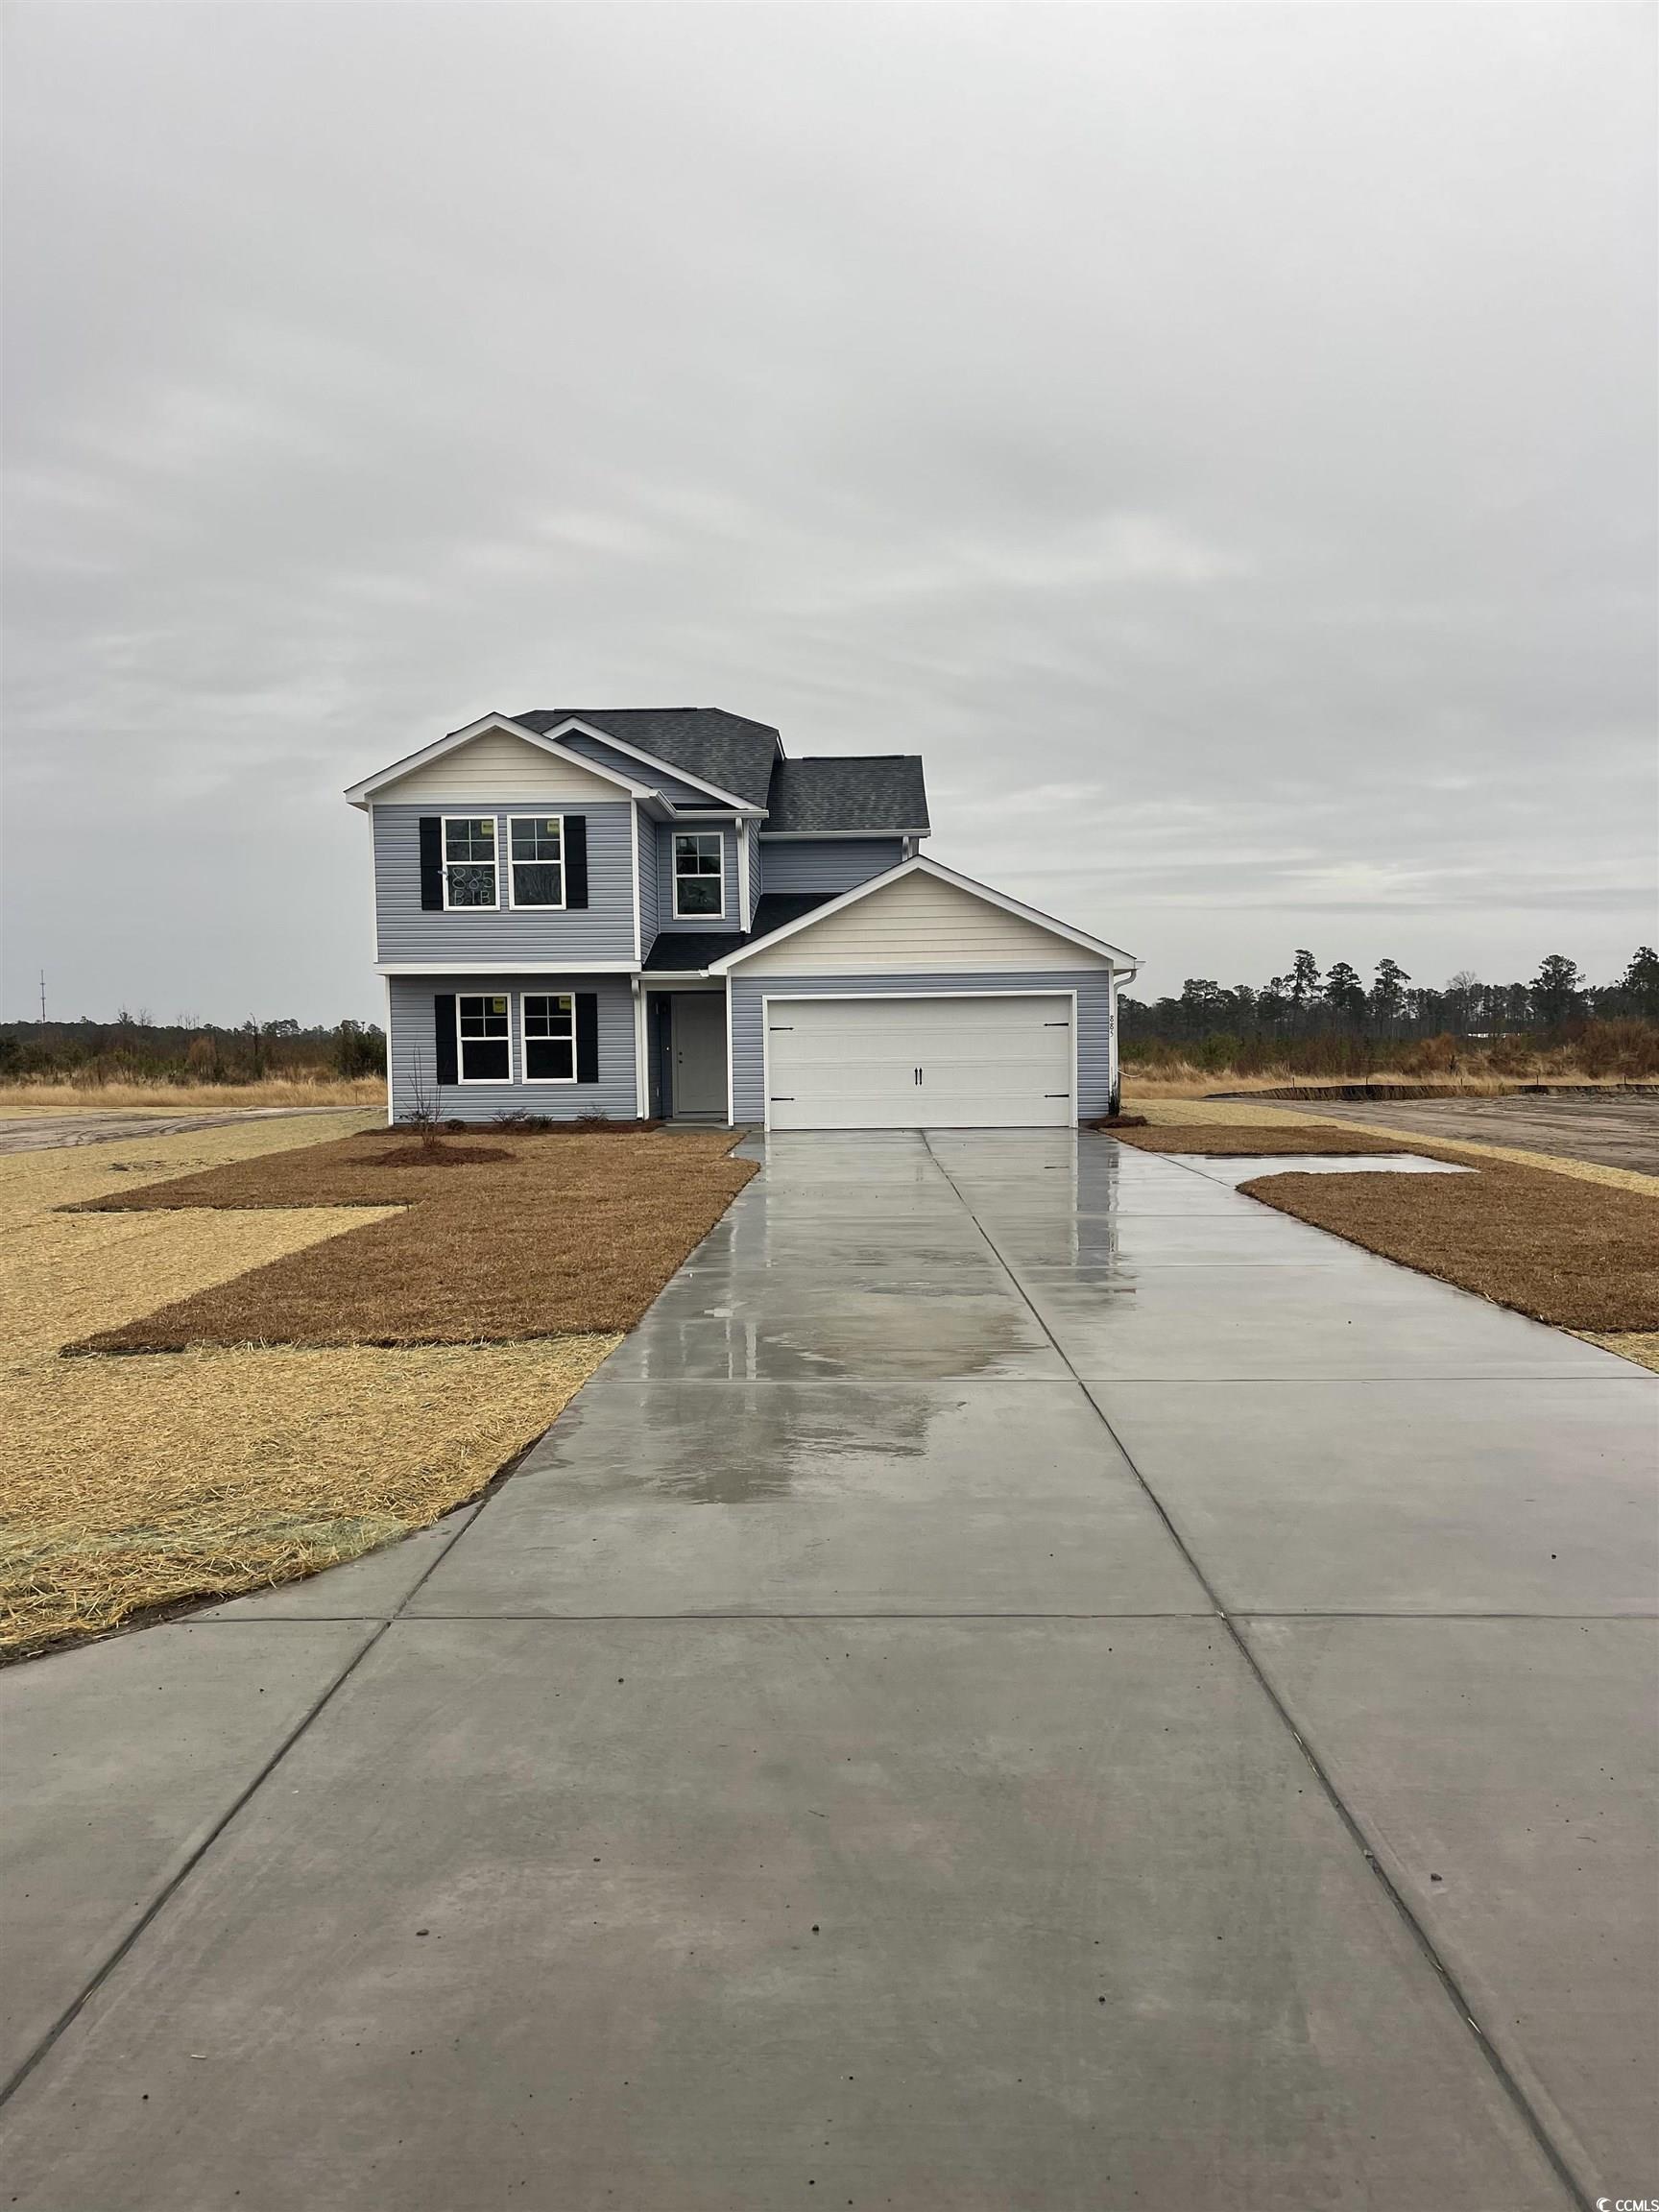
914;1067;923;1084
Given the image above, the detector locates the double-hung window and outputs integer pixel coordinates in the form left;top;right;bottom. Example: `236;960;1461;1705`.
457;995;510;1082
673;831;724;919
521;993;576;1082
509;816;564;908
443;817;497;908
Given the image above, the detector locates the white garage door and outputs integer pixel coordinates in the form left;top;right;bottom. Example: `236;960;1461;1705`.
765;994;1074;1130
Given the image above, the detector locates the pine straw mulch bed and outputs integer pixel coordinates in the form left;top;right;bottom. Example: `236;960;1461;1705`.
1105;1122;1415;1157
63;1127;757;1353
1239;1154;1659;1334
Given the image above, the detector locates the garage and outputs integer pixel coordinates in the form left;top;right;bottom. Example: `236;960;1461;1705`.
764;992;1074;1130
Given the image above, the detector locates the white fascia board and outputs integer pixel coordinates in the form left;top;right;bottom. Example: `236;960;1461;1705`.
375;960;643;976
534;717;767;816
344;714;658;808
757;829;931;840
707;854;1140;974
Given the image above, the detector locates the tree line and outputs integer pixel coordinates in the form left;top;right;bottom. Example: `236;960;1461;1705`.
1122;947;1659;1077
0;1013;386;1085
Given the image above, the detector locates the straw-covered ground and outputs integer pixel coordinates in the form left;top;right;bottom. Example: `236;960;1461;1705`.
0;1076;384;1112
2;1115;753;1658
1116;1094;1659;1366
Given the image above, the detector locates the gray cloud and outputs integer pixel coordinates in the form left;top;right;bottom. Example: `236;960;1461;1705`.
4;2;1653;1021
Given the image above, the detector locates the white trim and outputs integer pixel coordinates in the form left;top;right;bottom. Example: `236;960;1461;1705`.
376;961;642;975
345;713;658;807
757;988;1077;1133
757;829;929;841
671;829;727;923
505;813;566;911
632;978;649;1118
629;805;642;964
455;991;513;1085
725;974;735;1126
382;973;394;1127
735;821;752;926
709;854;1138;974
530;716;766;815
440;813;500;911
517;990;578;1085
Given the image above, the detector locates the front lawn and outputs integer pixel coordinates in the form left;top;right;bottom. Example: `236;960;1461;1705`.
2;1122;754;1657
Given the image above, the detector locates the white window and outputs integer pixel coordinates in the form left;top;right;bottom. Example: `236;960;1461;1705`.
457;994;510;1082
673;830;724;919
508;816;564;909
521;993;575;1082
443;817;498;908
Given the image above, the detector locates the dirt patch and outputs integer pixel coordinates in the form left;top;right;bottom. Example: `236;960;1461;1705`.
1241;1158;1659;1334
1293;1094;1659;1178
65;1125;757;1352
1110;1123;1414;1158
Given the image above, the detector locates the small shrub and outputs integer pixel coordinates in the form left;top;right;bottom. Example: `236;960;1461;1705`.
573;1108;612;1129
444;1117;468;1134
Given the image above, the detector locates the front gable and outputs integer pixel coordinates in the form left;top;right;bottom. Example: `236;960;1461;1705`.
724;859;1132;975
346;714;653;810
369;726;624;806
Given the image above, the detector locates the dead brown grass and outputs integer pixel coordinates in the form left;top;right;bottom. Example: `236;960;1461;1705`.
1107;1123;1414;1157
1241;1158;1659;1334
68;1127;757;1352
0;1077;385;1112
2;1337;615;1656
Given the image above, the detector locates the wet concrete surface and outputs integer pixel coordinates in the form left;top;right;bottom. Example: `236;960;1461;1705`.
1;1128;1653;2207
1289;1090;1659;1174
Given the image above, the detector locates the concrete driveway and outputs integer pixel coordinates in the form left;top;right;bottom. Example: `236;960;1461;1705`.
3;1131;1654;2209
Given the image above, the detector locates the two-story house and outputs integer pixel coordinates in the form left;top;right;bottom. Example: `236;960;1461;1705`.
347;709;1139;1128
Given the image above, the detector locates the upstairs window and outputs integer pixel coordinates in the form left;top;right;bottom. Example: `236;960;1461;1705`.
456;995;510;1082
443;817;497;908
521;993;575;1082
508;816;565;908
673;830;724;919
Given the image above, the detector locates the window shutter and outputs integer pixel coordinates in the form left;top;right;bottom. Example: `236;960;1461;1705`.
433;994;458;1087
565;816;589;908
419;818;444;910
574;993;599;1084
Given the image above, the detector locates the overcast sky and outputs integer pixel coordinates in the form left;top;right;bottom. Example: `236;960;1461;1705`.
4;3;1654;1024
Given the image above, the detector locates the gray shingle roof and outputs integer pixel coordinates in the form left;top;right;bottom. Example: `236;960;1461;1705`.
642;894;834;973
513;709;781;807
763;755;929;835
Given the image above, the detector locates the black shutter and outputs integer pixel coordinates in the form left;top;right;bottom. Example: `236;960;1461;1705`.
434;994;458;1087
565;816;589;908
574;993;599;1084
419;817;444;910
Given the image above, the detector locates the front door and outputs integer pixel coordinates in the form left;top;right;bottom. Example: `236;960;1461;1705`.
673;994;726;1118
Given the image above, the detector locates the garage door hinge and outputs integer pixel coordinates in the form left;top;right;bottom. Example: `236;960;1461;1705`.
768;1024;793;1032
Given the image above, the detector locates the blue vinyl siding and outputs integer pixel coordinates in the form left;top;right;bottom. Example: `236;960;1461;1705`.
373;802;636;964
755;838;903;895
387;974;637;1122
656;821;739;932
637;805;660;959
727;969;1116;1124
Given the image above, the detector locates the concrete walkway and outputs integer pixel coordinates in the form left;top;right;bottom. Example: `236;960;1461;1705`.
3;1131;1654;2208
